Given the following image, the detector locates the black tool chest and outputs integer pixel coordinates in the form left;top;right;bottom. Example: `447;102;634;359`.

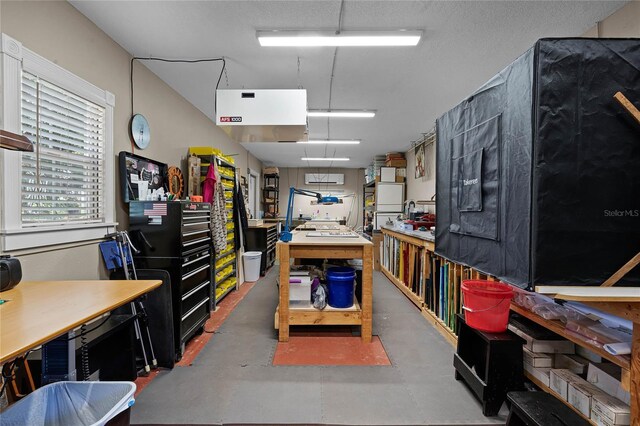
245;223;277;275
128;201;213;359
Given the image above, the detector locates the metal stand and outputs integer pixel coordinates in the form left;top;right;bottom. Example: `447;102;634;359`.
105;231;157;373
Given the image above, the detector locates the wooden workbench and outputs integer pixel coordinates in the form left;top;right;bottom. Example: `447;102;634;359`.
276;229;373;342
533;286;640;426
0;280;161;364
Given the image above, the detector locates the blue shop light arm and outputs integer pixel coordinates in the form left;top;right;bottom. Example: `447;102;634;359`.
280;187;338;242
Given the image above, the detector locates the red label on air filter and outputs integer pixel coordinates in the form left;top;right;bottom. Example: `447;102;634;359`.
220;116;242;122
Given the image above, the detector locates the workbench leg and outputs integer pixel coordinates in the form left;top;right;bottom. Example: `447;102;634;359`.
361;244;373;343
632;324;639;426
278;244;290;342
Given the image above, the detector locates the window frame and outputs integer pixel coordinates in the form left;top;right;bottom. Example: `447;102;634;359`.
1;34;116;252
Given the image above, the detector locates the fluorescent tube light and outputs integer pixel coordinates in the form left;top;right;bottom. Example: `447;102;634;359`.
257;30;422;47
301;157;350;161
297;140;360;145
307;110;375;118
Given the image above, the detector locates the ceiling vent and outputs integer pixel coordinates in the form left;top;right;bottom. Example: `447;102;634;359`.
216;89;308;143
305;173;344;185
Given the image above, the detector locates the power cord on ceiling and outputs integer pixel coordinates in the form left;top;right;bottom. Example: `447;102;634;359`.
129;56;227;153
325;0;345;163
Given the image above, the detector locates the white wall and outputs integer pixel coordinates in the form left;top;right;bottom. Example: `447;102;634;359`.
276;168;365;229
582;1;640;37
0;0;261;280
405;142;436;214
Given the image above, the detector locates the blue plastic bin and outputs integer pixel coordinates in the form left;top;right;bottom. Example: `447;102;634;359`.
326;267;356;308
1;381;136;426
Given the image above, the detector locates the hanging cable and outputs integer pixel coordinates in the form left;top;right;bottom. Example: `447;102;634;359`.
326;0;345;151
130;56;227;153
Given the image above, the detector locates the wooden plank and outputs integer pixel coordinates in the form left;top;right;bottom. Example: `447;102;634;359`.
361;244;373;343
381;228;432;248
0;280;161;364
289;310;362;325
524;370;596;426
511;303;630;370
421;250;428;303
289;246;364;260
614;91;640;127
408;244;416;290
632;324;639;426
381;264;424;309
278;243;290;342
421;307;458;347
601;251;640;288
535;286;640;302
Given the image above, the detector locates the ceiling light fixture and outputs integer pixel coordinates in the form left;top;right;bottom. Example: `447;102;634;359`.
297;140;360;145
301;157;350;161
257;30;422;47
307;110;375;118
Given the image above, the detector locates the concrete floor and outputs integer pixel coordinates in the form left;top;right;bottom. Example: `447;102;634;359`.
131;268;507;425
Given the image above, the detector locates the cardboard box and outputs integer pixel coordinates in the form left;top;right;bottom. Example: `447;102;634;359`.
569;378;609;418
577;345;603;363
523;347;553;368
592;392;630;425
375;175;406;183
591;408;616;426
289;277;311;305
524;362;551;387
385;159;407;168
554;353;590;375
385;152;404;160
587;363;631;405
508;321;575;354
396;167;406;177
550;369;580;400
380;167;396;182
263;166;279;175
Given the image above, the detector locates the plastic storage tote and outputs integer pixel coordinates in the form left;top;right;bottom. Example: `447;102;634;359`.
326;267;356;308
0;381;136;426
462;280;514;333
242;251;262;282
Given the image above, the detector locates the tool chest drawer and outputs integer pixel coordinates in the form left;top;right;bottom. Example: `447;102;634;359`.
181;280;210;316
129;201;213;360
180;297;209;339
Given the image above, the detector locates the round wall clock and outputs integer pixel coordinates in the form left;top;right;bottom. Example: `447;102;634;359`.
130;114;151;150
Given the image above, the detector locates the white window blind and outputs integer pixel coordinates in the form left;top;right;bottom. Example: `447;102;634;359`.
20;72;105;225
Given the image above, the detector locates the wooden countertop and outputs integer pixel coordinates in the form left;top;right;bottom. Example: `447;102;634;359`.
0;280;161;363
381;225;435;243
248;223;278;229
279;229;373;246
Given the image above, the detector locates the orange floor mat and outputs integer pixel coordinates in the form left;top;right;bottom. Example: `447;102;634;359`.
272;336;391;366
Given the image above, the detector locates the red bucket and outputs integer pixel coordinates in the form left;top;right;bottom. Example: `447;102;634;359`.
461;280;514;333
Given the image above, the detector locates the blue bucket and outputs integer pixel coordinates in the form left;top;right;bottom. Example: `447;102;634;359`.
326;267;356;308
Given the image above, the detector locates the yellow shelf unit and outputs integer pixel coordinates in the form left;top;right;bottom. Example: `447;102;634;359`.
188;146;238;306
